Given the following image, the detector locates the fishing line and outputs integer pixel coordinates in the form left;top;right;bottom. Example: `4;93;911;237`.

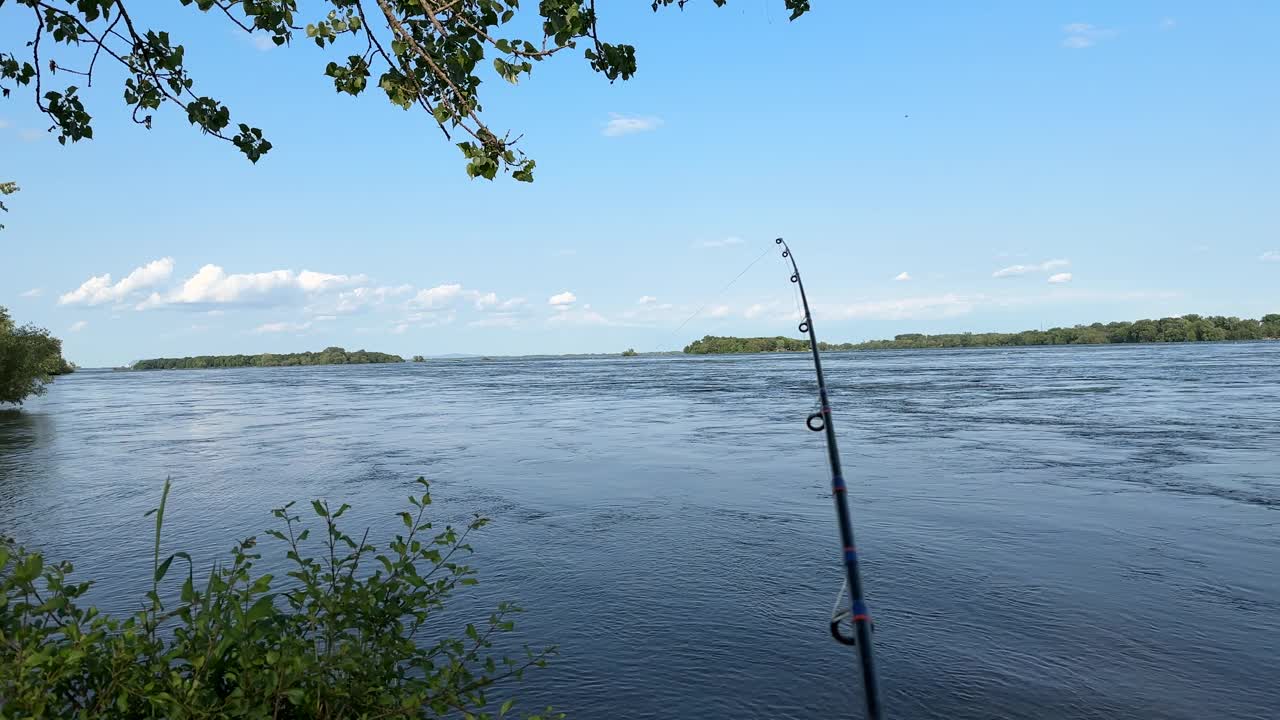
671;245;772;338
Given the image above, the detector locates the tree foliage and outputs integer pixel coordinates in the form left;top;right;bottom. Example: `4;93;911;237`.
0;305;75;405
849;314;1280;350
684;314;1280;354
683;335;813;354
0;477;559;719
1;0;810;183
0;181;17;229
132;346;404;369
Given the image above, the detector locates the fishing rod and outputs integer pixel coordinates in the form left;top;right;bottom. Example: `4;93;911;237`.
775;237;883;720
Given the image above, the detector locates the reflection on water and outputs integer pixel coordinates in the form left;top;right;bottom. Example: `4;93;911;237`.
0;409;52;509
2;345;1278;720
0;408;49;451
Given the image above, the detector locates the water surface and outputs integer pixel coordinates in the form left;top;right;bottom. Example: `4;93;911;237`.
2;344;1278;719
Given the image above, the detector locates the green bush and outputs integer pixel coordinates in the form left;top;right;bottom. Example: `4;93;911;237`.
1;306;74;406
0;478;559;719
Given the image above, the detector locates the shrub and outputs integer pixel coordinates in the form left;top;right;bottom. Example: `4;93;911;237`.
0;306;73;406
0;478;558;719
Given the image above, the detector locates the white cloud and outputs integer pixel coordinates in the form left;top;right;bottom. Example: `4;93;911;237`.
638;295;657;305
253;321;312;334
386;285;522;331
298;270;367;292
401;306;458;326
1062;22;1115;49
21;288;42;298
330;284;413;314
602;113;662;137
743;303;768;319
1261;251;1280;262
548;291;577;307
18;128;42;142
0;117;10;130
1160;17;1177;30
993;259;1070;278
696;237;744;249
69;320;88;332
60;257;175;306
136;264;366;310
709;305;731;318
314;315;337;322
139;265;288;308
894;272;912;282
409;283;463;309
407;284;513;313
391;323;409;335
1047;272;1073;284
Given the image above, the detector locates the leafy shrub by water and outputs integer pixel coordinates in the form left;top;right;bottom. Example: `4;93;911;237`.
0;478;558;719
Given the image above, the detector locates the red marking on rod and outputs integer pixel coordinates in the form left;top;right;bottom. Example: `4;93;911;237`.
844;546;856;553
853;614;871;622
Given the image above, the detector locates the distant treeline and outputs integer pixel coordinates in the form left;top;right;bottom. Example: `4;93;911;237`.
684;314;1280;354
132;347;405;370
684;336;818;354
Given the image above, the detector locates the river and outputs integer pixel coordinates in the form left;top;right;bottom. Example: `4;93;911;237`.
2;343;1278;719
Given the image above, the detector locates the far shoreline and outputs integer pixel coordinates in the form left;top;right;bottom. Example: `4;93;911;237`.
68;337;1280;372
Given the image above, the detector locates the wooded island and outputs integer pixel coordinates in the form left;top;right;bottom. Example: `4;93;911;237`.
683;314;1280;354
132;347;404;370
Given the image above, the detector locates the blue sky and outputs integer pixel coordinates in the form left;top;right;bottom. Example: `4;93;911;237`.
2;1;1277;367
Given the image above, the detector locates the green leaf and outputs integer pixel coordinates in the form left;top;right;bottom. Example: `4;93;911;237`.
154;555;174;582
246;595;277;624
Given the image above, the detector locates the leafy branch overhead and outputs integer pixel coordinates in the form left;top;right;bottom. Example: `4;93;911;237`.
0;181;17;229
0;0;810;182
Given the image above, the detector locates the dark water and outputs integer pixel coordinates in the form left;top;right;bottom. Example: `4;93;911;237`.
2;344;1278;719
